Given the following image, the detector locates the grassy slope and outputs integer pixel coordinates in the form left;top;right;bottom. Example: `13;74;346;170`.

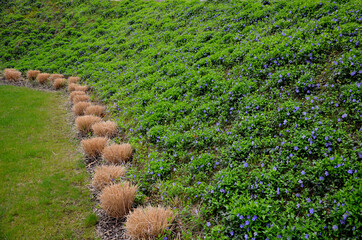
0;0;361;239
0;86;96;240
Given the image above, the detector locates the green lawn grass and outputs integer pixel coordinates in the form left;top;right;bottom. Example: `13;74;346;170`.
0;85;96;239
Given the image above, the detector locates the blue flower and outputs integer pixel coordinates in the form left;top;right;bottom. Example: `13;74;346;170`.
348;169;353;174
342;113;347;118
332;225;338;231
245;220;250;225
310;208;314;214
305;234;309;239
351;71;356;76
206;222;211;227
252;215;257;221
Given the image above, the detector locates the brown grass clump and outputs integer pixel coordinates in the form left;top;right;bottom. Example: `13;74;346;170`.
49;74;64;82
84;105;105;117
53;78;67;89
103;143;132;164
75;115;102;133
36;73;50;84
69;91;86;101
92;165;126;190
4;68;21;81
74;85;88;92
26;70;40;80
68;76;80;84
73;94;90;104
73;102;91;116
81;137;108;158
100;182;137;218
92;121;118;137
125;206;176;240
68;83;79;92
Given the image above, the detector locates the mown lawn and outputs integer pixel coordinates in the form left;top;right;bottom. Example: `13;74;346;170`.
0;85;96;239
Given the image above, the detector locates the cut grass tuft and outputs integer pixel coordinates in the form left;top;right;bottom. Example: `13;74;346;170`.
26;70;40;80
85;105;105;117
103;143;133;164
92;121;118;137
75;115;102;134
36;73;50;84
73;101;91;116
68;76;80;84
73;94;90;104
53;78;67;89
81;137;108;158
99;182;137;218
92;165;126;190
125;206;176;240
4;68;21;81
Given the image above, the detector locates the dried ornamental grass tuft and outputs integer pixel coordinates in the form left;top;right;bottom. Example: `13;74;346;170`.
36;73;50;84
26;70;40;80
69;91;86;101
73;102;91;116
75;115;102;133
4;68;21;81
53;78;66;89
81;137;108;158
68;83;80;92
85;105;105;117
68;76;80;84
92;165;126;190
49;74;64;82
74;85;88;92
92;121;118;137
103;144;133;164
125;206;176;240
73;94;90;104
100;182;137;218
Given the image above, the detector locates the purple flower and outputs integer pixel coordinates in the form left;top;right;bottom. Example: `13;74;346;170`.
245;220;249;225
342;113;347;118
332;225;338;231
244;162;248;168
301;170;305;175
206;222;211;227
348;169;353;174
310;208;314;214
252;215;257;221
351;71;356;76
240;224;244;229
294;146;299;151
307;198;311;203
305;234;309;239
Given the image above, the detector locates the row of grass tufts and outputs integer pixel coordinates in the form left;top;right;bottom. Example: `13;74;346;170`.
68;76;177;239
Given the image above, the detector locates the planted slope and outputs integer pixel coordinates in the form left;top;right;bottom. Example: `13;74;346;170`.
0;86;95;239
1;0;361;239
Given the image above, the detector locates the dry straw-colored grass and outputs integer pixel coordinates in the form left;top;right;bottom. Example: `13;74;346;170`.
26;70;40;80
85;105;105;117
92;121;118;137
73;102;91;116
36;73;50;84
92;165;126;190
100;182;137;218
81;137;108;158
125;206;176;240
103;143;132;164
53;78;67;89
68;76;80;84
73;94;90;104
69;91;86;101
49;74;64;82
75;115;102;133
4;68;21;81
74;85;88;92
68;83;79;92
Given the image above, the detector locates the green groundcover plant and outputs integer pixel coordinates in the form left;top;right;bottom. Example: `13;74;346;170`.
1;0;361;239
